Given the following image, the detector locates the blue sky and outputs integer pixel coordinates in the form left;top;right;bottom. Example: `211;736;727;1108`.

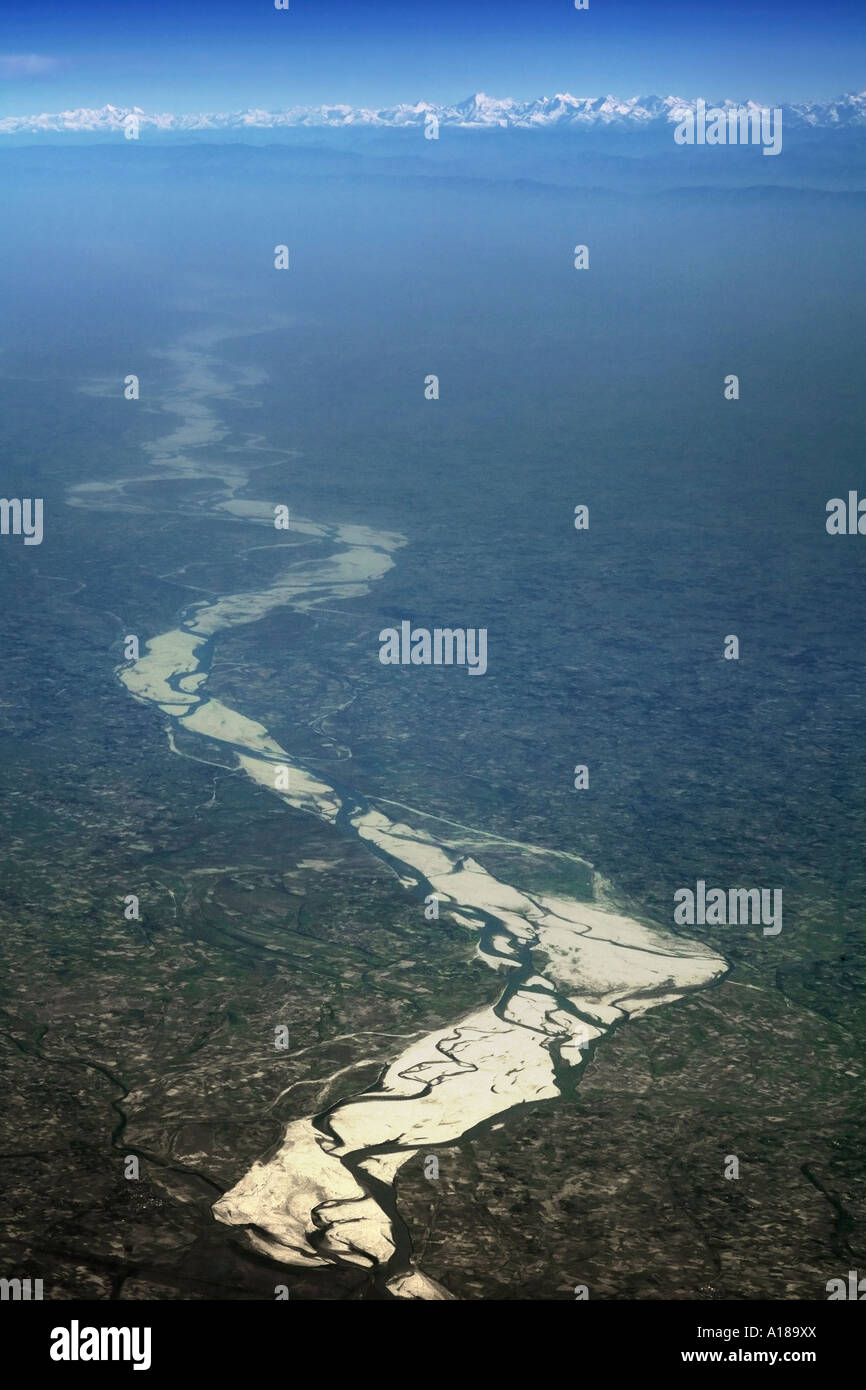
1;0;865;114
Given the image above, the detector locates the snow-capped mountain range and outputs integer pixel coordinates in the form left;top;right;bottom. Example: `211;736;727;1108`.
2;90;866;134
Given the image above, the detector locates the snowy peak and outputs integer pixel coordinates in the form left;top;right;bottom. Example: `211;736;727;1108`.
2;92;866;135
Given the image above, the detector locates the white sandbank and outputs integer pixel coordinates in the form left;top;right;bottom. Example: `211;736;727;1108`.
96;337;727;1297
